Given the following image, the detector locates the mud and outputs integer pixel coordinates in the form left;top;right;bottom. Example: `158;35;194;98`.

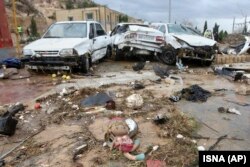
0;61;249;166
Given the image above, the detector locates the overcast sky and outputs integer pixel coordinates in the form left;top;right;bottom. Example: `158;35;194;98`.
93;0;250;32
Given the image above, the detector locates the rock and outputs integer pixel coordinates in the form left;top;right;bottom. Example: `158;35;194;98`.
72;105;79;110
126;94;144;109
197;146;205;151
164;78;175;85
176;134;184;139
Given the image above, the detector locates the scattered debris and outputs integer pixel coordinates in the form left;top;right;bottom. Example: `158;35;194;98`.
81;92;113;107
131;81;145;90
0;68;18;79
181;85;211;102
153;114;169;125
73;144;88;161
0;103;25;136
176;134;184;139
218;107;241;115
126;94;144;109
105;100;116;110
132;62;146;71
146;160;167;167
34;103;41;110
153;65;169;78
197;146;206;151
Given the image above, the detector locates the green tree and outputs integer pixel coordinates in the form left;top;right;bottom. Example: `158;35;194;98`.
224;30;228;37
218;30;224;41
66;0;73;9
30;16;39;37
213;23;220;41
203;20;207;34
119;14;128;22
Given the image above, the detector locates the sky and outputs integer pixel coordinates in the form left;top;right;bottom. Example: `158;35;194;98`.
93;0;250;33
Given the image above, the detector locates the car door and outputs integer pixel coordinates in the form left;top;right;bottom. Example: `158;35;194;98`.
91;23;108;62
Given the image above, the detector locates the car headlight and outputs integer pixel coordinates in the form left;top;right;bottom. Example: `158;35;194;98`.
59;49;75;56
23;49;34;56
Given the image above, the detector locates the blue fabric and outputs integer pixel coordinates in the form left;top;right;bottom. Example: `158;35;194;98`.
135;153;145;160
1;58;21;69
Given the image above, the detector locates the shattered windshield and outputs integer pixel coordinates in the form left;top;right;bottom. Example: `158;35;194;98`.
43;23;87;38
167;24;193;35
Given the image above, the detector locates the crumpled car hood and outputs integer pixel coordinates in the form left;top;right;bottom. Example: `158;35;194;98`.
172;34;216;47
24;38;88;51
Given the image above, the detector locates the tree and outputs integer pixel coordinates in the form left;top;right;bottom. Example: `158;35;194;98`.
119;14;128;22
213;23;220;41
203;21;207;34
66;0;73;9
242;25;247;34
224;30;228;37
30;16;39;37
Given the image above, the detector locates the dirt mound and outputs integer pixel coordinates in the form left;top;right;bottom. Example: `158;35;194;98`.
222;34;246;45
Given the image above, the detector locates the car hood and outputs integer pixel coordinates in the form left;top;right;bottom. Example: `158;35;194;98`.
24;38;88;50
172;34;216;46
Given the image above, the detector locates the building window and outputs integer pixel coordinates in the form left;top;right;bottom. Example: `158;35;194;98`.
68;16;73;21
86;13;93;20
107;15;110;22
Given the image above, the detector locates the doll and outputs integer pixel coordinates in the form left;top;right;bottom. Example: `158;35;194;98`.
106;119;145;161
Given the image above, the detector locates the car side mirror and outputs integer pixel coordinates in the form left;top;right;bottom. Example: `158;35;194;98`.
89;33;94;39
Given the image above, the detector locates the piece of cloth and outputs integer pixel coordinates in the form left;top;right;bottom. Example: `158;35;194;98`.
135;153;145;161
80;92;113;107
181;85;211;102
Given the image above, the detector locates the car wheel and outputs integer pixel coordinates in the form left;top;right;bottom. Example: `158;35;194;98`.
114;47;123;61
105;46;112;58
158;49;176;65
80;55;90;73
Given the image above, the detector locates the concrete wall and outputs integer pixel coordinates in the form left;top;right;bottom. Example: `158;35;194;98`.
55;6;141;31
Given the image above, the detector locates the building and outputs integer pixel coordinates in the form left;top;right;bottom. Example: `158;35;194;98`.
55;6;142;31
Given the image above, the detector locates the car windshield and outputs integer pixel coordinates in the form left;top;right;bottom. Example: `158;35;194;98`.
167;24;193;35
43;23;87;38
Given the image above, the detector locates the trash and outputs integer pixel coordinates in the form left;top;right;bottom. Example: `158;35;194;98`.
146;160;167;167
164;77;175;85
52;74;57;78
46;106;58;114
176;59;187;71
181;85;211;102
0;58;22;69
218;107;241;115
80;92;113;107
34;103;41;110
0;68;18;79
227;108;241;115
105;100;116;110
126;94;144;109
176;134;184;139
66;76;71;80
0;103;24;136
59;88;68;96
197;146;206;151
153;65;169;78
153;114;169;125
132;62;146;71
73;144;88;161
72;105;79;110
106;117;145;161
169;95;181;102
131;81;145;90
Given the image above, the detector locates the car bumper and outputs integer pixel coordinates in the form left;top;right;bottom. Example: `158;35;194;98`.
117;41;163;54
25;56;80;70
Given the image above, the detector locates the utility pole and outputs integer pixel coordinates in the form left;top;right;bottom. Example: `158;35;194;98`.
232;17;235;33
168;0;171;23
12;0;20;56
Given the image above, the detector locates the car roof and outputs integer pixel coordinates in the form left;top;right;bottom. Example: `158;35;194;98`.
55;21;99;24
117;23;148;26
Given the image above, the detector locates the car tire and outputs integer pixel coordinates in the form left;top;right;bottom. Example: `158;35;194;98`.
80;54;90;73
114;47;123;61
158;49;176;65
105;46;112;58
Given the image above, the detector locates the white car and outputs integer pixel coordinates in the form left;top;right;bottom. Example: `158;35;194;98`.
110;23;165;60
152;23;217;65
23;21;111;72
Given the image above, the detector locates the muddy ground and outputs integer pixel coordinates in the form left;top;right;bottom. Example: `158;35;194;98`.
0;60;249;167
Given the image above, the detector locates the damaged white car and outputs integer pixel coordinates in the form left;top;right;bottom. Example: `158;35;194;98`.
23;21;111;72
152;23;217;65
110;23;165;60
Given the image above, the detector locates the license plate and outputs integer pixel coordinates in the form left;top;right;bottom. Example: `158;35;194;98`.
138;34;154;41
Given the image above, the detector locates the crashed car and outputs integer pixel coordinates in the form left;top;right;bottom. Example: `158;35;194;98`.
23;21;111;72
110;23;165;60
152;23;217;65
